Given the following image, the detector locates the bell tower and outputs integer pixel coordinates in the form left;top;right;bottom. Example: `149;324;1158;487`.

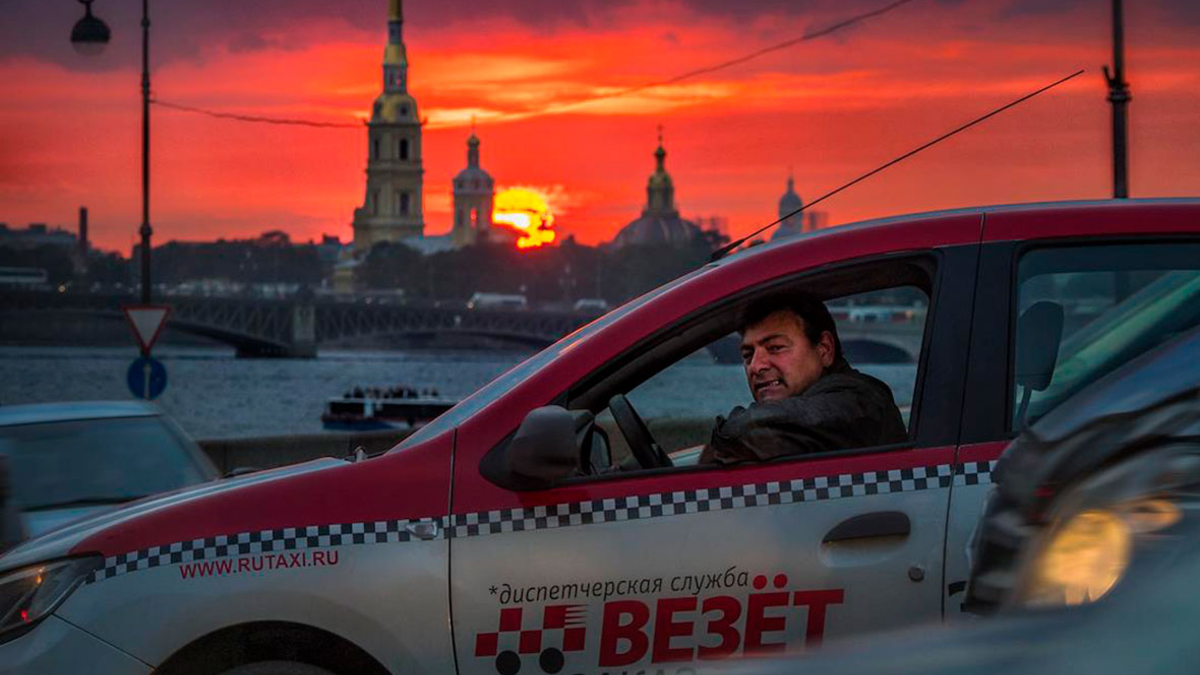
351;0;424;253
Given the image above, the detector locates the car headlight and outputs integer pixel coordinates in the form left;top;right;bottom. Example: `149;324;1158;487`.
1016;499;1180;608
0;557;101;641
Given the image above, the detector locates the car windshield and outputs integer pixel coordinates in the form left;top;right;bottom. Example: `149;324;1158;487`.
0;416;213;510
396;266;709;449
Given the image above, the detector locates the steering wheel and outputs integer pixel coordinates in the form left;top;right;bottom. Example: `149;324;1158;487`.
608;394;672;469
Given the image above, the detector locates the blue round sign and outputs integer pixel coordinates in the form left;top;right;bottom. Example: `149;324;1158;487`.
127;356;167;400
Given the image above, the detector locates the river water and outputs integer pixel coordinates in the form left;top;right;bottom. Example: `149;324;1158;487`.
0;346;915;440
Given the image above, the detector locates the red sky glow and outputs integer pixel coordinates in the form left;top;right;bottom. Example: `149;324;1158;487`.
1;0;1198;253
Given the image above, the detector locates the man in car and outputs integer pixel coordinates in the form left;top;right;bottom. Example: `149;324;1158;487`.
700;293;908;464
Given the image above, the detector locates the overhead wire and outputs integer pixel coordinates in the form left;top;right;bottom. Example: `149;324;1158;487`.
710;69;1088;261
151;0;920;129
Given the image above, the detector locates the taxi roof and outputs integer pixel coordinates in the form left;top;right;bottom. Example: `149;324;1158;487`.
0;401;160;428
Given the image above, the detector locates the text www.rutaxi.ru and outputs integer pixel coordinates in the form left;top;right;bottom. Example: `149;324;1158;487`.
179;550;339;579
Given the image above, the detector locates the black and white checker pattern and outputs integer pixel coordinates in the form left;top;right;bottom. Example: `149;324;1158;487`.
444;463;956;538
953;460;996;487
88;462;973;584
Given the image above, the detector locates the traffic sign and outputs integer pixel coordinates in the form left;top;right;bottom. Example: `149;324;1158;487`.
123;305;171;354
127;356;168;400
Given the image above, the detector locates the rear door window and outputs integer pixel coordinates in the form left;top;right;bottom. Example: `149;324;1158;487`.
1012;242;1200;428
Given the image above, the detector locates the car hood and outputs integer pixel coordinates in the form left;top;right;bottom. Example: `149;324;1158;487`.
0;458;345;573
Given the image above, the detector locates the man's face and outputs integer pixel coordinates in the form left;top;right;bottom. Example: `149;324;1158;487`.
740;310;835;402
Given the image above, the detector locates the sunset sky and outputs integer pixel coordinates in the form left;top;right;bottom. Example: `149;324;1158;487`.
1;0;1198;253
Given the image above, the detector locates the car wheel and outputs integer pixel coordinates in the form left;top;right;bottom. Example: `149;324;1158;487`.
220;662;337;675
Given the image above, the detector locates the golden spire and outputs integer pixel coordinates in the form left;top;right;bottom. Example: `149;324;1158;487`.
389;0;402;21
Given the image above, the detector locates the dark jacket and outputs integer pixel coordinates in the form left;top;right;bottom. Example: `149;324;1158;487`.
702;358;908;465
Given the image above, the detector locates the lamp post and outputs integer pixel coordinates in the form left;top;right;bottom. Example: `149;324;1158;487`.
1103;0;1131;199
71;0;153;303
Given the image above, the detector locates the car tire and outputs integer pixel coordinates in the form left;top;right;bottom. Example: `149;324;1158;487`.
220;662;337;675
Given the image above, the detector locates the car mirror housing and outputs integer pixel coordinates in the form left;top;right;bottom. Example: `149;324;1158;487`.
505;406;584;490
481;406;592;491
1016;301;1064;392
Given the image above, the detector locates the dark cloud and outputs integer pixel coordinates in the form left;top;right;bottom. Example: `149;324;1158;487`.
227;32;289;55
1;0;1193;72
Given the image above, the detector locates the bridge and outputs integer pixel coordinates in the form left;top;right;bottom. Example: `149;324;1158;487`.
0;290;925;361
0;291;590;357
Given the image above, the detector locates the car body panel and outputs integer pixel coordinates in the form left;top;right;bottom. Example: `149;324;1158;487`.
981;200;1200;242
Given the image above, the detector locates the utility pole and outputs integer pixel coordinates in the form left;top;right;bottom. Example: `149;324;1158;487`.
1104;0;1131;198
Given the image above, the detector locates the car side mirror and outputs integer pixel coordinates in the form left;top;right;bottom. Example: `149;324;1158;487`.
482;406;596;491
1016;301;1064;392
1014;300;1065;427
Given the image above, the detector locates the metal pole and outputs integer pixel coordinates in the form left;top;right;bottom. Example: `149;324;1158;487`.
139;0;153;302
1104;0;1130;199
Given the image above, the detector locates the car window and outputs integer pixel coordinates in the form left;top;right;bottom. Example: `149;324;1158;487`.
0;417;211;510
1013;242;1200;428
600;286;927;467
397;264;711;449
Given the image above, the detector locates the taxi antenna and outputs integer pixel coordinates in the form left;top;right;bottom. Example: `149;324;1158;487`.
711;69;1086;261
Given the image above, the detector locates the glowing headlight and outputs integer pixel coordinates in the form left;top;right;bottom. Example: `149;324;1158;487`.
1018;499;1180;608
0;557;101;641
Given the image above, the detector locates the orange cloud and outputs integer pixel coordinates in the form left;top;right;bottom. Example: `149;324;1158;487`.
1;0;1198;253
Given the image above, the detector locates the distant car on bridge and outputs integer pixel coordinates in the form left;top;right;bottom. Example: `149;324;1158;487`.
573;297;610;313
467;292;528;310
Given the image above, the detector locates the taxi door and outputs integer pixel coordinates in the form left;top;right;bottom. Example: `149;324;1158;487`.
449;247;977;675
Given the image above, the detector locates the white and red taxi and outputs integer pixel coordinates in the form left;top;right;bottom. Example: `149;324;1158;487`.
3;200;1199;675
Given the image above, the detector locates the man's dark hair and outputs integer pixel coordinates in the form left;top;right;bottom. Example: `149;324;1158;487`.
740;292;844;362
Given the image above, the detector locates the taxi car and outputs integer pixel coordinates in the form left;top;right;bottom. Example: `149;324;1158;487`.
1;199;1198;675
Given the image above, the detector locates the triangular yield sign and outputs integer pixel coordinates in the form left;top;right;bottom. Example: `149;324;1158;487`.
123;305;171;353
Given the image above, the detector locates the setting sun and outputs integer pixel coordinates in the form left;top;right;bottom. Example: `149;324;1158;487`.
493;187;557;249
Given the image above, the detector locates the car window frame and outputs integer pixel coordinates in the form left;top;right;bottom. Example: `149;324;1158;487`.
479;250;959;489
1005;235;1200;435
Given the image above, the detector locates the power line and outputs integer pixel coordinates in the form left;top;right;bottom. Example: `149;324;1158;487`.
152;0;919;129
498;0;918;119
711;69;1087;260
151;99;362;128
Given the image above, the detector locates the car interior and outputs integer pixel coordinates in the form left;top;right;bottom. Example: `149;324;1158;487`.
560;255;937;476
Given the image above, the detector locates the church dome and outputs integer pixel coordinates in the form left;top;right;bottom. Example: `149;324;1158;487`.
612;214;702;248
772;174;805;241
453;132;493;193
454;166;493;192
611;129;701;248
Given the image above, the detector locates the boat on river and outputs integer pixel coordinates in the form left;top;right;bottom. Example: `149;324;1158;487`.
321;385;457;431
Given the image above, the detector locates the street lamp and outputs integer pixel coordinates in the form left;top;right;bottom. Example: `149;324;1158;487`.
70;0;110;56
70;0;154;304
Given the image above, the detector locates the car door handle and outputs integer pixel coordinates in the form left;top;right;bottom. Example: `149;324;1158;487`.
405;521;440;540
822;511;911;543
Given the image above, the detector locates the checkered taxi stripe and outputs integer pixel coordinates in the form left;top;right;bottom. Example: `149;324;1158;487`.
87;460;995;584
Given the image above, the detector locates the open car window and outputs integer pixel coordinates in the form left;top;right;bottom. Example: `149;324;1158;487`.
563;255;935;475
594;286;928;469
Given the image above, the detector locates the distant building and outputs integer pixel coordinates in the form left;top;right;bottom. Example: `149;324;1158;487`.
0;223;76;250
610;129;703;249
451;128;496;248
351;0;424;253
770;172;828;241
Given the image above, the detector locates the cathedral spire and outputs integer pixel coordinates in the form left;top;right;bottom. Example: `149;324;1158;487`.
383;0;408;93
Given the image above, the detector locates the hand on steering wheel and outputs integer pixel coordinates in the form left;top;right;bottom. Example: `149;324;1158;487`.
608;394;672;469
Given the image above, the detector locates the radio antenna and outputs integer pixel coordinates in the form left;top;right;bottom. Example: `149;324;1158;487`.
711;69;1086;261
